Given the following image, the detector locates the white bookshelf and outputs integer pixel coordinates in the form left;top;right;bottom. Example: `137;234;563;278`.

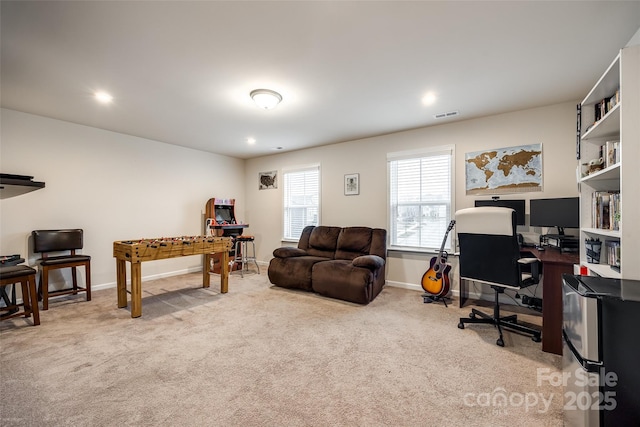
578;45;640;280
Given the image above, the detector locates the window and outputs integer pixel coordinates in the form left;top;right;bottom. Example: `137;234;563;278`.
388;146;454;251
283;165;320;240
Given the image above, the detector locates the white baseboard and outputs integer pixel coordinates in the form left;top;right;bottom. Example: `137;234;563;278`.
384;280;530;307
92;266;203;292
385;280;483;300
385;280;423;292
57;262;271;293
5;263;270;306
4;274;487;306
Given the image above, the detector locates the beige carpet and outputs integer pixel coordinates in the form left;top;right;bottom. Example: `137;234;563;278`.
1;271;563;426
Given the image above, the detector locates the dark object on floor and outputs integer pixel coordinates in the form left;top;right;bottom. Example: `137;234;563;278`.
422;293;450;307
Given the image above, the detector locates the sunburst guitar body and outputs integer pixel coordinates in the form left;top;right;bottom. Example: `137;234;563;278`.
421;255;452;297
421;220;455;297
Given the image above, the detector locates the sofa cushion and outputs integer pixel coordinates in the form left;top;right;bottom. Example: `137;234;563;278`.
306;226;341;258
268;256;331;292
311;260;376;304
335;227;373;260
297;226;314;250
369;228;387;258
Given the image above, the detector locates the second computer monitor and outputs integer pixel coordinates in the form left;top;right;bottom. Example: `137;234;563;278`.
529;197;579;234
474;199;526;225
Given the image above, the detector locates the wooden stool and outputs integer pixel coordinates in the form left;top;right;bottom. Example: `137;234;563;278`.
231;235;260;277
0;265;40;326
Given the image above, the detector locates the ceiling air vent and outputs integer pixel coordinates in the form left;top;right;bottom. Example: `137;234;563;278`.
434;110;459;119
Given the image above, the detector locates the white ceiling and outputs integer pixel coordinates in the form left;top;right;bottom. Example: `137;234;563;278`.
2;1;639;159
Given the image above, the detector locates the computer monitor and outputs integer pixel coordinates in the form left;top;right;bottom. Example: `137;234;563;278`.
474;199;526;225
529;197;579;235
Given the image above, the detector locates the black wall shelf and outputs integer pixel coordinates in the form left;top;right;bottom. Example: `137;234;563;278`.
0;173;45;199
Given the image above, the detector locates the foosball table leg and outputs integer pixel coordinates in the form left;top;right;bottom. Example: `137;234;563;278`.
130;262;142;318
220;251;229;293
203;254;211;288
116;259;127;308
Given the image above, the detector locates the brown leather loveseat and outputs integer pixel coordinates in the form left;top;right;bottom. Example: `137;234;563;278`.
267;225;387;304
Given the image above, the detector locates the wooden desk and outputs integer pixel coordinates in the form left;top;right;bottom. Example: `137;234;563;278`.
113;236;233;318
459;247;578;355
530;247;579;355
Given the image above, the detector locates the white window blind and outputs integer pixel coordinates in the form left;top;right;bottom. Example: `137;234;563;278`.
283;166;320;240
388;147;454;251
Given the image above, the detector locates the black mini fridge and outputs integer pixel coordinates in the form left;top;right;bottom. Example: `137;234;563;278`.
562;274;640;426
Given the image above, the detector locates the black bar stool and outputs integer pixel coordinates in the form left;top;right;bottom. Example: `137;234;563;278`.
0;265;40;326
32;229;91;310
231;235;260;277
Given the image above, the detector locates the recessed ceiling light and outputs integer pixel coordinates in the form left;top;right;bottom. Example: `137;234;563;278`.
422;92;437;106
94;91;113;103
247;137;256;145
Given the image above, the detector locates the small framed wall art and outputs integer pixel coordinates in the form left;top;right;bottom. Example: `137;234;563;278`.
259;170;277;190
344;173;359;196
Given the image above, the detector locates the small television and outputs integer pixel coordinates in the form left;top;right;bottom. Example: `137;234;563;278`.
529;197;579;235
474;199;526;225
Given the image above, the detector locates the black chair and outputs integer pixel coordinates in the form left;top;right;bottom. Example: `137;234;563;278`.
32;229;91;310
455;207;541;347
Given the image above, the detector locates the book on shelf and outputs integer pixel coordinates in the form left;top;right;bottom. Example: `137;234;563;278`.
592;88;620;125
604;140;620;168
595;100;605;122
609;89;620;109
604;240;621;268
591;191;620;231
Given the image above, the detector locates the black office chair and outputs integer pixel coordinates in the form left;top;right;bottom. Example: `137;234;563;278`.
455;207;541;347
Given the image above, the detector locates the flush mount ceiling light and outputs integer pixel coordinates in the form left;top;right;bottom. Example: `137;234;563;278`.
421;91;437;106
94;91;113;103
250;89;282;110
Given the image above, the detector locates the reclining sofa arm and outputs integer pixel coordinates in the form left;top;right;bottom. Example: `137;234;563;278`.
273;247;308;258
352;255;385;270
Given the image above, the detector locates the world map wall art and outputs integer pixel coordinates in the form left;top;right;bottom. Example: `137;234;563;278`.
465;143;542;195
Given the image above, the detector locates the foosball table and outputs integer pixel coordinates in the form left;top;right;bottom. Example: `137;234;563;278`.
113;236;233;318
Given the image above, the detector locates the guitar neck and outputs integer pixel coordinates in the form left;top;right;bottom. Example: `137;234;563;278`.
436;221;455;262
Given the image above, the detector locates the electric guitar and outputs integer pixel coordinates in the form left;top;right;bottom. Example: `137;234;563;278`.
421;220;455;297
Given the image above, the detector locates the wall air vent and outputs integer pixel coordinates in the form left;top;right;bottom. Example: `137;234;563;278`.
434;110;459;119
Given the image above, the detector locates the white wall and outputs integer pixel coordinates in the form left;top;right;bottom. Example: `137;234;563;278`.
626;27;640;46
1;108;245;292
245;101;579;294
2;101;578;298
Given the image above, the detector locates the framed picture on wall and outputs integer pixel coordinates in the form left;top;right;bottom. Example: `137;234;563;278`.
464;143;542;195
344;173;359;196
259;170;277;190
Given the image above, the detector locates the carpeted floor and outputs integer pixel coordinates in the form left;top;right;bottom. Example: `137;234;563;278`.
1;271;564;426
